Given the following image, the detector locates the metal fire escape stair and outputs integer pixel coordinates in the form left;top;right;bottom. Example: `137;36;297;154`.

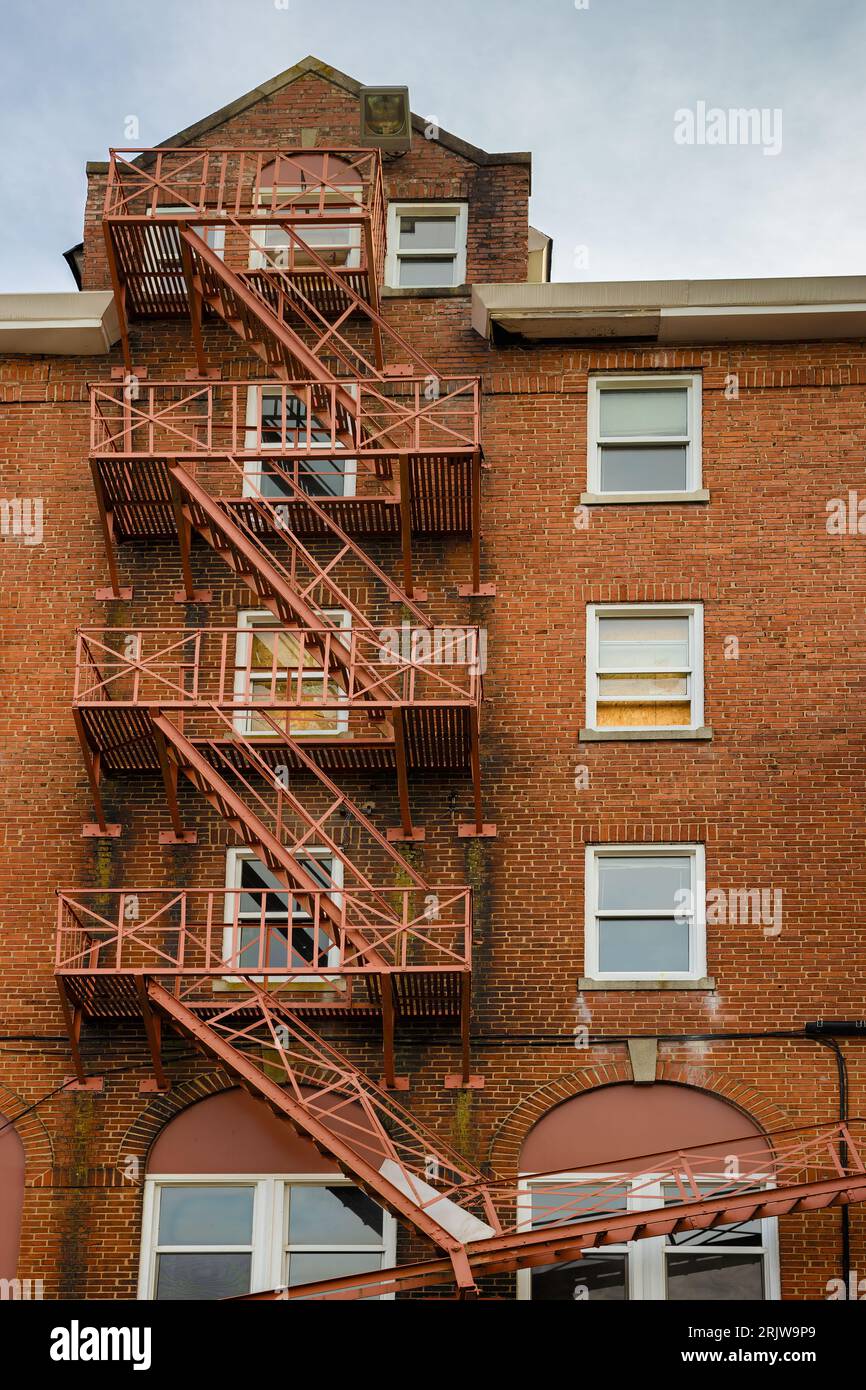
150;703;426;955
60;147;866;1300
66;147;501;1291
145;976;496;1291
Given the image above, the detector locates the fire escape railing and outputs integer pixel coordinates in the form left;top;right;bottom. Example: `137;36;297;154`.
61;143;506;1298
89;377;480;460
56;887;472;981
73;626;483;710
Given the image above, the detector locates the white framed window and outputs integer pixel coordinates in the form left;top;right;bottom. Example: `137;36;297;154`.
587;373;702;497
249;184;363;271
586;602;704;732
242;385;357;500
516;1173;779;1302
584;843;706;982
385;203;468;288
145;206;225;263
138;1175;395;1300
223;846;343;983
233;608;350;738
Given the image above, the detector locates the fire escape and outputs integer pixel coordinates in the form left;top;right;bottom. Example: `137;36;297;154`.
56;147;866;1300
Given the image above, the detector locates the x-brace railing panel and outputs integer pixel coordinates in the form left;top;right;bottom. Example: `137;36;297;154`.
104;148;385;228
55;887;471;976
73;626;481;708
89;378;480;459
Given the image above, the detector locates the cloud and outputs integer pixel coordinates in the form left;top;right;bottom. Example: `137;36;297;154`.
0;0;863;290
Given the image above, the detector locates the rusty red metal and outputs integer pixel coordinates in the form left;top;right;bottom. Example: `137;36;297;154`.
230;1118;866;1300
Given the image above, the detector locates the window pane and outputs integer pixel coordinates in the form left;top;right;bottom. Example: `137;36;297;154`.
666;1251;765;1300
597;615;690;671
289;922;337;969
298;455;349;498
663;1185;764;1246
597;855;691;911
287;1252;383;1286
532;1255;627;1301
595;701;692;729
531;1182;628;1227
597;917;690;973
599;445;688;492
398;256;458;288
239;858;289;917
155;1252;251;1300
238;922;290;969
599;388;688;437
598;674;688;699
157;1185;254;1246
287;1184;384;1245
399;216;458;250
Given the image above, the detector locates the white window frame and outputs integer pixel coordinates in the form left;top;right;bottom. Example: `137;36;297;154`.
385;202;468;289
233;607;351;738
586;601;704;733
223;845;344;986
242;385;357;500
145;206;225;262
584;843;706;983
516;1172;780;1302
249;185;363;271
138;1175;396;1301
587;373;702;498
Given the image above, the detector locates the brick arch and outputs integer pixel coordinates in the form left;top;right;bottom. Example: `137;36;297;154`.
486;1061;792;1177
114;1070;235;1168
0;1083;54;1181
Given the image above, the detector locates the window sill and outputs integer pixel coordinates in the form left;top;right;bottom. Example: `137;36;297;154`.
578;977;715;992
580;489;710;505
579;726;713;742
381;285;471;299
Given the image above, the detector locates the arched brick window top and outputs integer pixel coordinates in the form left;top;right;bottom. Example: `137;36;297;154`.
147;1087;385;1175
518;1084;779;1303
140;1090;395;1300
0;1114;25;1281
520;1081;770;1176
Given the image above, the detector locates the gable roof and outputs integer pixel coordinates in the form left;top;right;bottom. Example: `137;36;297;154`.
87;55;531;177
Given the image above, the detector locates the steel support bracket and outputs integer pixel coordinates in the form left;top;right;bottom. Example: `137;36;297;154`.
458;823;497;838
82;823;121;838
64;1076;104;1092
173;590;213;604
444;1075;485;1090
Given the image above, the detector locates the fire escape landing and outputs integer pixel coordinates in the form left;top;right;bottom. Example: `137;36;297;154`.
56;145;865;1302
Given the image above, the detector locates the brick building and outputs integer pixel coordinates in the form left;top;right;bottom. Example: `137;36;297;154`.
2;55;866;1303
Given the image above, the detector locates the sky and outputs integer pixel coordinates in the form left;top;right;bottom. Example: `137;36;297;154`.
0;0;864;291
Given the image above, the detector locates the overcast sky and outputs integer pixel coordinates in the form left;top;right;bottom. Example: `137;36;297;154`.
1;0;864;291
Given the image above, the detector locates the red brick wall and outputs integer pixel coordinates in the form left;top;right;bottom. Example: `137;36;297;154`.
1;76;864;1301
